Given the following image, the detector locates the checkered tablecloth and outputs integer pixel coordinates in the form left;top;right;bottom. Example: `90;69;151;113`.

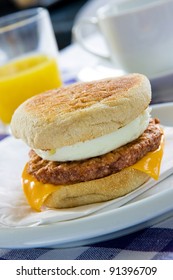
1;44;173;260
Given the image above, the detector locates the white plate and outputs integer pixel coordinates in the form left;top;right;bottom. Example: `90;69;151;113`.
0;103;173;249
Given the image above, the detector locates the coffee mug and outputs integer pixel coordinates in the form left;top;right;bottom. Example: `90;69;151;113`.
73;0;173;77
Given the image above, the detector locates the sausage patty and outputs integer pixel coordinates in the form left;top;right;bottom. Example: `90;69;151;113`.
27;119;163;185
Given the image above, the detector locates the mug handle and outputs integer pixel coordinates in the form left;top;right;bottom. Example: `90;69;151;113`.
73;17;111;61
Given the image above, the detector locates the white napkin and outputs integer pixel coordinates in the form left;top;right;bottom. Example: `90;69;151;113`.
0;126;173;228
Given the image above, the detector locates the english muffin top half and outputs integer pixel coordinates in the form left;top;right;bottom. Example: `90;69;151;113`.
11;73;151;150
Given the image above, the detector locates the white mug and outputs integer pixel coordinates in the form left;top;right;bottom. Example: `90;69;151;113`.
73;0;173;78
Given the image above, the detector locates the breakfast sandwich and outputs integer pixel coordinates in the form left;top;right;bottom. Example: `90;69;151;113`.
11;73;163;211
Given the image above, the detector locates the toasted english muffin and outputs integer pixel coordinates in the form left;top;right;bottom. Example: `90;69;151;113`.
11;73;151;150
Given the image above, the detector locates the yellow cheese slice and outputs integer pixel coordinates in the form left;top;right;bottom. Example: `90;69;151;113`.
22;137;164;211
22;167;60;211
132;135;164;180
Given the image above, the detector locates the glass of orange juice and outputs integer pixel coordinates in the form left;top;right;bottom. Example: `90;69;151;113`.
0;8;62;131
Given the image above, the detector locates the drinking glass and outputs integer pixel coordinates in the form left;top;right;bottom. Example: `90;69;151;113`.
0;8;62;132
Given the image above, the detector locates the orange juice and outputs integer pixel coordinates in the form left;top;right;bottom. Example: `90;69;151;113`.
0;54;62;124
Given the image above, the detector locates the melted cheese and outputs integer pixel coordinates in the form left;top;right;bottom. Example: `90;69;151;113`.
22;137;164;211
22;167;59;211
132;135;164;180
